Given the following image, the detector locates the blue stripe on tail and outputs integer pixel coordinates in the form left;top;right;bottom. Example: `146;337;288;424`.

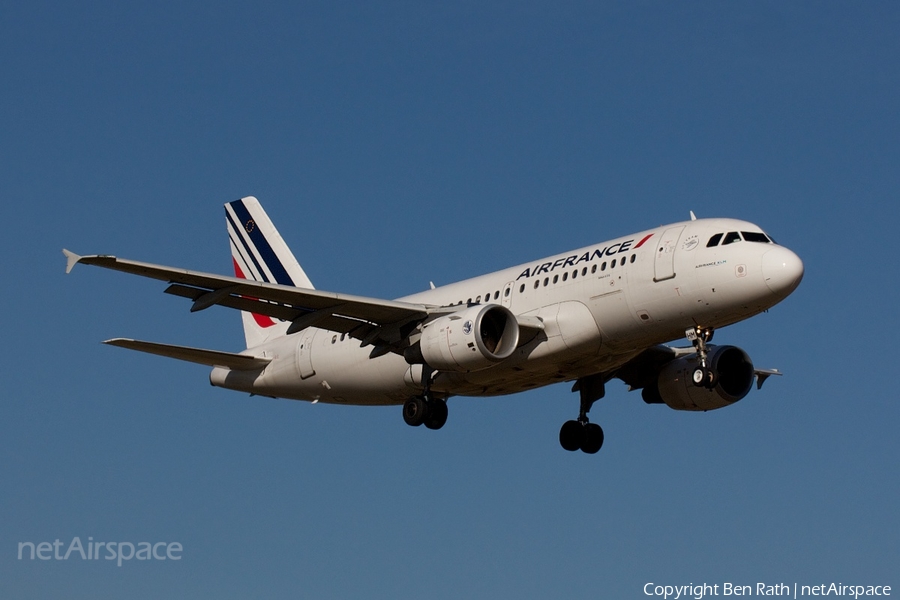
228;199;295;286
225;208;269;283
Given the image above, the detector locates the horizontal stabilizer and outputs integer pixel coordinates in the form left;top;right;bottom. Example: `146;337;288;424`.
103;338;271;370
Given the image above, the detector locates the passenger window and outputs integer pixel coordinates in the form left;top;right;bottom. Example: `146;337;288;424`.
562;272;568;282
707;233;723;247
601;262;607;271
742;231;770;243
722;232;742;245
572;270;577;279
534;281;539;289
495;291;500;300
518;284;524;293
504;288;510;297
582;267;587;276
610;260;616;269
543;278;549;287
630;254;636;263
475;295;481;303
553;275;559;284
620;257;626;266
591;265;597;274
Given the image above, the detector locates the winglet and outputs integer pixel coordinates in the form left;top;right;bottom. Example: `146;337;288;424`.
754;368;782;390
62;249;82;274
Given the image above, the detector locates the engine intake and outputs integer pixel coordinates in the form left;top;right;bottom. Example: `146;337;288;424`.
417;304;519;372
645;345;755;411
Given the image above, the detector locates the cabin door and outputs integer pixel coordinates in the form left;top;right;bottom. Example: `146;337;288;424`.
653;226;683;282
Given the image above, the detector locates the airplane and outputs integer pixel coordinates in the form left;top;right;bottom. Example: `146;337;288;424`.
64;196;804;454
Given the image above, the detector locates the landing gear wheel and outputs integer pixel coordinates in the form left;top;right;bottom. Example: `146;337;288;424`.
692;367;708;387
559;420;584;452
424;399;448;430
705;368;718;389
581;423;604;454
402;397;427;427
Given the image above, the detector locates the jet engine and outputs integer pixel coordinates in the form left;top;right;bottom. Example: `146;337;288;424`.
416;304;519;372
642;345;755;411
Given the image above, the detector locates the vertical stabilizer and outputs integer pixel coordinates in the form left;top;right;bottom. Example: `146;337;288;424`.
225;197;313;348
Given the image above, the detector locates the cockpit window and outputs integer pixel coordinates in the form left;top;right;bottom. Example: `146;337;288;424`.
707;233;723;247
722;231;742;245
741;231;771;243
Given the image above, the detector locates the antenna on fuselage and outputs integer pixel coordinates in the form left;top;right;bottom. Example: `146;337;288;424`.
690;211;697;221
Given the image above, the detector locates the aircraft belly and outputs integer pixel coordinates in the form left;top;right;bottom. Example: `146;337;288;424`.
214;331;412;405
296;339;411;405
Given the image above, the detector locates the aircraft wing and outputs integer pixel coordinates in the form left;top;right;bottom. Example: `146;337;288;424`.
64;250;431;347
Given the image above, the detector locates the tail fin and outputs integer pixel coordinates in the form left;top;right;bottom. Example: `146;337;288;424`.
225;196;313;348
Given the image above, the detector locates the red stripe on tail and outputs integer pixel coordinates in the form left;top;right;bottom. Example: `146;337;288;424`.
231;258;276;328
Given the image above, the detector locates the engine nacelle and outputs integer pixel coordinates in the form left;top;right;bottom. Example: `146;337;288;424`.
418;304;520;373
646;345;755;411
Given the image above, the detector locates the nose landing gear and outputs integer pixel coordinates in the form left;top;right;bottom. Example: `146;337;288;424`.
687;326;717;389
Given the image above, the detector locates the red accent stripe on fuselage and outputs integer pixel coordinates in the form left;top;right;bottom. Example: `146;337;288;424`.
634;234;654;249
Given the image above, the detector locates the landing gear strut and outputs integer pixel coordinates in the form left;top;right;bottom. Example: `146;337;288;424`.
686;326;717;388
402;366;448;430
559;374;605;454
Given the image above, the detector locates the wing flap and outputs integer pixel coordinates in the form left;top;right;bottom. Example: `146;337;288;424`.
164;283;306;322
104;338;271;370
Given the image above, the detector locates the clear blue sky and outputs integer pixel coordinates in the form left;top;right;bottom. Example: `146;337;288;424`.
2;2;898;598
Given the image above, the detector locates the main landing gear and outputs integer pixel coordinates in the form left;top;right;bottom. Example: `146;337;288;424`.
559;374;605;454
686;326;717;389
402;366;448;430
402;394;448;430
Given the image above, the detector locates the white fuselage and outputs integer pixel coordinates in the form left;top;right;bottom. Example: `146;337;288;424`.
210;217;803;405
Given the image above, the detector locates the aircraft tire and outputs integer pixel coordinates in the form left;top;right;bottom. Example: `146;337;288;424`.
403;397;427;427
581;423;604;454
692;367;708;387
424;399;448;430
559;420;584;452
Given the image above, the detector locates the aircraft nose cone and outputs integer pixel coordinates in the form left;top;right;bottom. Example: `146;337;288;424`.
761;247;804;297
